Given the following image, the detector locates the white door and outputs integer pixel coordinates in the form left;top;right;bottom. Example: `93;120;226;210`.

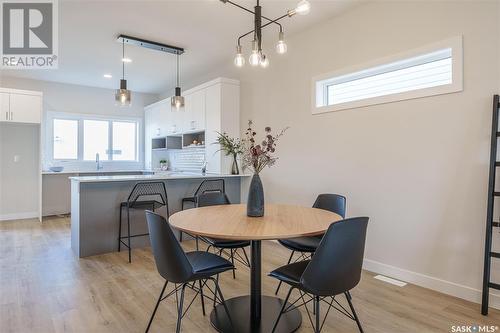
9;93;41;124
0;93;9;122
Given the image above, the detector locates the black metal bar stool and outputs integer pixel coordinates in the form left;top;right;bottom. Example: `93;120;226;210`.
118;181;169;263
179;178;225;242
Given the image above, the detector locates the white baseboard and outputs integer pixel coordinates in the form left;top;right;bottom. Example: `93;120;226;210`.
363;258;500;310
0;212;39;221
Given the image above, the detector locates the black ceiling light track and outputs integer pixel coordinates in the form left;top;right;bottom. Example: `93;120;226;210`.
116;35;184;55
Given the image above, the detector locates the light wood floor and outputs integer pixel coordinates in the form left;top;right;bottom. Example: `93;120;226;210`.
1;216;499;333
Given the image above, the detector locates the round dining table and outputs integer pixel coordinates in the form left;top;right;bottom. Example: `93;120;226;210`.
169;203;342;333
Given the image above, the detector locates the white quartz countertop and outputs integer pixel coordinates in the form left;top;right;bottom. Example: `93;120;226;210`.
69;172;251;183
42;169;151;175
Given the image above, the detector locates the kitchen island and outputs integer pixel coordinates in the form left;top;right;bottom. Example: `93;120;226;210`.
70;172;249;258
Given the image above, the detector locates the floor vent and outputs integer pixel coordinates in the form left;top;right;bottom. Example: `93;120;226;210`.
374;275;407;287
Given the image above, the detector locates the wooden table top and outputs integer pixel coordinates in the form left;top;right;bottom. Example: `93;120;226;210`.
169;204;342;241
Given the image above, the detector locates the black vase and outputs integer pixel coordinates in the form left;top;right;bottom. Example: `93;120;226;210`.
247;173;264;217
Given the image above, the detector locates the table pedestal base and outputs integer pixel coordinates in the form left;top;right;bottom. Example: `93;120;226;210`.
210;295;302;333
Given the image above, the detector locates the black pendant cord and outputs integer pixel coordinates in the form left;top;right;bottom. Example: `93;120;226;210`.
176;53;180;88
122;40;125;81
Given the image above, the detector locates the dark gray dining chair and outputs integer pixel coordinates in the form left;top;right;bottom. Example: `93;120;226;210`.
145;211;233;333
196;192;251;279
275;193;346;294
270;217;369;333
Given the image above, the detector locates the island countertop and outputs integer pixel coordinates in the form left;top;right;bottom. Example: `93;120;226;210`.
69;172;251;183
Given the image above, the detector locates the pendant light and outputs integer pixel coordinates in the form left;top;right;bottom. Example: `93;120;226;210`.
221;0;310;69
171;53;185;110
115;39;131;107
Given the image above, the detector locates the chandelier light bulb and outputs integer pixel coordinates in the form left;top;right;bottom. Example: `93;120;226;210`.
276;31;287;54
294;0;311;15
234;45;245;67
260;54;269;68
249;40;261;66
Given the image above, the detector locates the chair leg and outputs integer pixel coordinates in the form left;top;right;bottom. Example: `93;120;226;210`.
315;296;320;333
118;205;122;252
272;286;293;333
196;237;199;251
127;206;132;263
176;284;187;333
242;247;250;267
145;280;168;333
275;251;295;295
230;249;236;279
199;280;206;316
179;231;183;243
345;292;364;333
213;274;219;308
211;277;233;327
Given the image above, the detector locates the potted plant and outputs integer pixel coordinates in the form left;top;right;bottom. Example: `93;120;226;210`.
242;120;288;217
215;132;243;175
159;159;168;171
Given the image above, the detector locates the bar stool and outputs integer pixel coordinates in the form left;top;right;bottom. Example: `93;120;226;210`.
179;178;225;242
118;182;169;263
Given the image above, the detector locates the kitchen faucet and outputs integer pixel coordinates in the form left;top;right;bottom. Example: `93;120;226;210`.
96;153;103;170
201;161;207;175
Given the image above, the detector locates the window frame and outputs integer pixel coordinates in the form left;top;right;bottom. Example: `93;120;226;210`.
52;118;79;161
45;111;142;169
311;35;463;114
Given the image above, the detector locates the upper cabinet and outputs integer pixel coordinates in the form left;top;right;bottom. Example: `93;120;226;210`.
144;78;240;174
183;89;206;133
0;89;42;124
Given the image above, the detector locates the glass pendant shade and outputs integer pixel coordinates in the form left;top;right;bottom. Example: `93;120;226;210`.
115;79;131;107
171;87;185;109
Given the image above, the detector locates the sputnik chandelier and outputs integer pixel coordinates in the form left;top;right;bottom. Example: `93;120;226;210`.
220;0;311;68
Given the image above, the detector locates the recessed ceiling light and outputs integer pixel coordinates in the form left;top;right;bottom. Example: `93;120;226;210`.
121;57;132;63
103;74;112;78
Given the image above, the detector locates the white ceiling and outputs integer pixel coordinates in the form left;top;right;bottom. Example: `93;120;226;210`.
1;0;360;94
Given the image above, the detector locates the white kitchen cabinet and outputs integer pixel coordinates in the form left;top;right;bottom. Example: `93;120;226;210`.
183;89;205;132
9;93;41;123
0;93;9;121
205;80;240;174
0;89;41;124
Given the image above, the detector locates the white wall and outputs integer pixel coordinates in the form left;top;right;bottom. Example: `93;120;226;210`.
0;76;158;170
236;1;500;307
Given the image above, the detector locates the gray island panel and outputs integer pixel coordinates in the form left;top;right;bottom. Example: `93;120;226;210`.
71;174;246;258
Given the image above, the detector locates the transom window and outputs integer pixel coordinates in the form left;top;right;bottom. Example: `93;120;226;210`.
313;36;463;113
